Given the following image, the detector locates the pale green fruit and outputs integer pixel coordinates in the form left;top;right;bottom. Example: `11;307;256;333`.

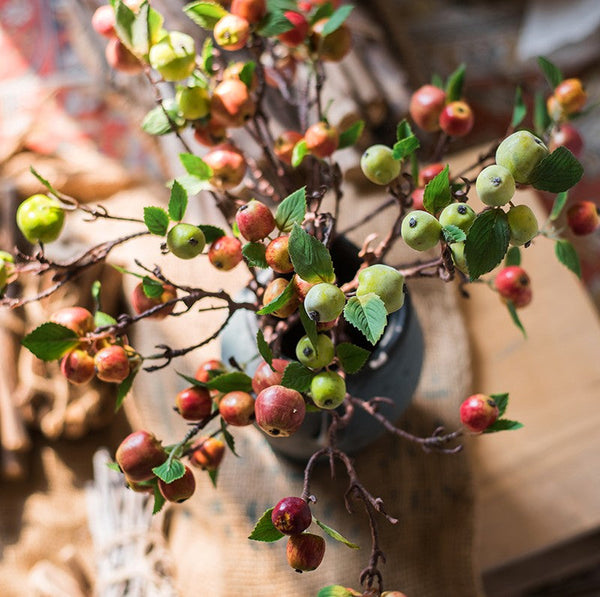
149;32;196;81
475;165;516;206
450;242;469;275
310;370;346;410
356;264;405;314
16;194;65;244
495;131;549;185
507;204;538;246
360;145;401;185
304;283;345;323
295;334;334;370
176;85;210;120
167;223;206;259
0;251;14;263
0;260;7;289
401;210;442;251
438;202;476;233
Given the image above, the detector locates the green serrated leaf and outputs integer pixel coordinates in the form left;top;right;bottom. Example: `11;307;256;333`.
445;63;466;103
257;10;293;37
321;4;353;35
239;61;256;89
143;206;170;236
511;86;527;128
197;224;226;244
537;56;563;89
506;300;527;338
115;368;137;411
423;165;452;214
442;224;467;244
490;393;509;418
168;180;188;222
207;371;253;393
343;294;387;346
288;224;335;284
242;242;269;269
555;239;581;278
256;329;273;368
396;119;413;141
275;187;307;232
314;518;359;549
504;246;521;267
248;507;285;542
533;91;551;137
550;191;568;221
317;586;357;597
338;120;364;150
94;311;117;328
336;342;370;374
281;361;314;392
201;37;214;73
152;458;186;483
179;153;213;179
299;303;319;354
484;418;524;433
220;418;239;457
291;139;309;167
465;208;510;279
257;279;296;315
152;483;167;514
392;135;420;161
183;1;228;29
530;147;583;193
21;323;80;362
142;276;164;298
141;101;185;136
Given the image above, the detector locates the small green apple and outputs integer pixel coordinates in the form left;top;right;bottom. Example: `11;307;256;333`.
304;283;345;323
16;194;65;244
495;131;549;185
295;334;334;370
356;264;405;314
360;145;401;186
401;210;442;251
450;242;469;275
176;85;210;120
149;31;196;81
166;223;206;259
507;204;538;246
438;202;476;232
475;164;516;206
310;370;346;409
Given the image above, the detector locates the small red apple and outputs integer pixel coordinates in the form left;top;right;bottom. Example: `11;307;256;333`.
105;37;143;74
494;266;532;308
158;465;196;503
193;119;228;147
286;533;325;571
554;78;587;115
254;385;306;437
94;345;131;383
218;391;255;426
131;281;177;320
272;496;312;535
439;101;474;137
60;348;95;385
230;0;266;24
190;436;225;471
265;236;294;274
251;359;289;394
460;393;499;432
91;5;116;38
213;14;250;51
274;131;303;165
419;163;445;186
549;124;584;158
262;278;299;318
195;359;226;383
304;121;339;159
203;143;247;190
50;306;95;336
309;18;352;62
116;430;167;482
566;201;599;236
175;386;213;421
210;79;256;128
208;236;243;271
409;84;446;132
277;11;309;48
235;199;276;241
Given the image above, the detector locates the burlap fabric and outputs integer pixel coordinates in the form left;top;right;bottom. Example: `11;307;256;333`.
0;186;481;596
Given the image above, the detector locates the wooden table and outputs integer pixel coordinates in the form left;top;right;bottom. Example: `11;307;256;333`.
459;188;600;595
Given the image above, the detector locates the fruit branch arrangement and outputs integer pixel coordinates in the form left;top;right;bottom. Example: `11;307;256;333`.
1;1;597;595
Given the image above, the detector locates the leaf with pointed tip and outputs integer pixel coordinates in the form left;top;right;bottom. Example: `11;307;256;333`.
168;180;188;221
511;86;527;128
21;323;80;362
256;329;273;368
281;362;314;393
555;239;581;278
490;393;509;418
143;206;169;236
336;343;370;374
338;120;364;150
275;187;306;232
314;518;359;549
530;147;583;193
537;56;563;88
484;418;524;433
506;300;527;338
248;508;285;542
464;209;510;280
288;224;335;284
183;1;228;30
343;294;387;346
152;458;185;484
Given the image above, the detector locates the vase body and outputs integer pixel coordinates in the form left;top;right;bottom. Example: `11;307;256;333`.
221;237;424;461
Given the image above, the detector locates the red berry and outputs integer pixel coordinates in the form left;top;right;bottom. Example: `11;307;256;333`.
255;385;306;437
208;236;243;271
218;391;255;426
235;199;276;242
94;345;131;383
460;393;499;432
272;496;312;535
566;201;599;236
61;348;95;385
409;85;446;132
494;266;532;308
175;386;213;421
116;430;167;482
439;101;474;137
195;359;226;383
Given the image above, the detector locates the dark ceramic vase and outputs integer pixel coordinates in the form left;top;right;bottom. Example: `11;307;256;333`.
220;237;424;461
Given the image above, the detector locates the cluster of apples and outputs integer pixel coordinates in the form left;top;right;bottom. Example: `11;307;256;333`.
409;83;474;138
49;306;138;386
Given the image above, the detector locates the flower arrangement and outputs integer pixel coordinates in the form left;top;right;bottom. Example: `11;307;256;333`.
1;1;596;595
